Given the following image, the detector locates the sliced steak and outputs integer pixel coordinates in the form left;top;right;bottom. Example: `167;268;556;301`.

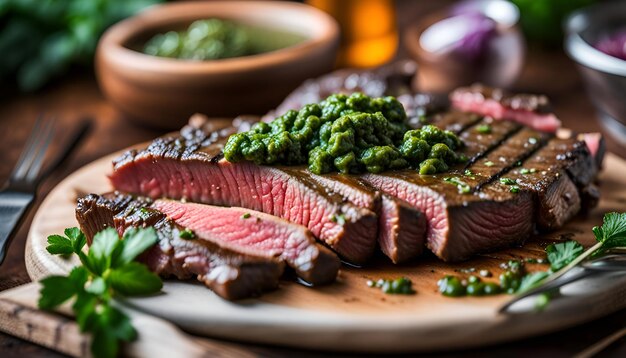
305;171;426;264
450;84;562;132
75;193;284;300
501;136;595;229
110;121;379;264
362;124;548;261
378;194;427;263
152;199;340;285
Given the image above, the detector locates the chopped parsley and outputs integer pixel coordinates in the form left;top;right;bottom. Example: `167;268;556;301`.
444;177;471;194
179;228;196;240
510;185;520;193
330;214;346;225
499;177;516;185
367;277;415;295
242;213;251;219
476;124;492;134
485;161;494;167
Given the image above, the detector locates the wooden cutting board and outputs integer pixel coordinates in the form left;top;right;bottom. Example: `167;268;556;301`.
22;150;626;352
0;282;259;357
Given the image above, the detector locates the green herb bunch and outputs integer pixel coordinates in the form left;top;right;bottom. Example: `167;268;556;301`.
38;227;162;358
0;0;163;91
517;212;626;308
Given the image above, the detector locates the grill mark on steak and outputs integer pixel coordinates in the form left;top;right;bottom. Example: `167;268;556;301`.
75;193;284;300
459;118;522;165
303;170;426;264
151;199;340;285
110;121;379;264
426;110;484;134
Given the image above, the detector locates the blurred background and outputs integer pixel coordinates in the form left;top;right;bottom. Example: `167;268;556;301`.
0;0;605;92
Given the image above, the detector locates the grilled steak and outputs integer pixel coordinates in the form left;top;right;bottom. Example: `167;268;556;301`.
450;84;562;132
305;171;426;263
75;193;284;300
110;122;378;264
362;124;547;261
151;199;340;285
110;76;603;264
501;136;597;229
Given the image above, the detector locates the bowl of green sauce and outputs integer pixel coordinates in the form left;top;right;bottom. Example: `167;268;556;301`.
96;1;339;129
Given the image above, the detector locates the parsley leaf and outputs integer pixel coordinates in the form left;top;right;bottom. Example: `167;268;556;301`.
45;235;74;255
545;240;584;271
88;228;122;275
517;271;550;293
46;227;88;255
38;266;88;309
113;227;158;268
109;262;163;296
39;227;161;358
39;276;77;309
65;227;87;253
593;212;626;250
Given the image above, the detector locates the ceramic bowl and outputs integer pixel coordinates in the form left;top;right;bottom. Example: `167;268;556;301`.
565;2;626;148
404;0;524;93
96;1;339;129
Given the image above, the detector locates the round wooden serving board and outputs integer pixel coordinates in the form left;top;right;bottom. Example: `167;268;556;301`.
26;151;626;353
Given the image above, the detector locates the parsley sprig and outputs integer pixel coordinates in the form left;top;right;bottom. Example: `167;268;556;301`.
516;212;626;308
544;212;626;284
38;227;162;358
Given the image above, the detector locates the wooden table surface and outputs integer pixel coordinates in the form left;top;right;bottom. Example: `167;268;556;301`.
1;3;626;357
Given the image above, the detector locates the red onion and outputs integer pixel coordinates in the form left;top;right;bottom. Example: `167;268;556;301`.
594;28;626;61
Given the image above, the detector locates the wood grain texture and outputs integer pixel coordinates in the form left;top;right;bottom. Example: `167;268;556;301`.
22;146;626;352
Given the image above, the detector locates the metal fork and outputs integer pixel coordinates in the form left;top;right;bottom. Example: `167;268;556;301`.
0;115;91;264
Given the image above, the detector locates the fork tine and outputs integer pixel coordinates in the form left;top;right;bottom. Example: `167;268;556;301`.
9;115;45;181
25;117;56;183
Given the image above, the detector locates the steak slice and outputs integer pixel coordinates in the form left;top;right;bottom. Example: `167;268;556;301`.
304;171;426;264
75;193;284;300
151;199;340;285
110;121;378;264
362;125;549;261
378;194;427;263
450;84;562;132
501;136;595;229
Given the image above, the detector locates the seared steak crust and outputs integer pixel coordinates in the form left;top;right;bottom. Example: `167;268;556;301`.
75;193;284;300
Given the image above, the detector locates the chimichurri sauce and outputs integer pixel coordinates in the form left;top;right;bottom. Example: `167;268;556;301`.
224;93;465;174
367;277;415;295
438;260;541;297
143;19;306;60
